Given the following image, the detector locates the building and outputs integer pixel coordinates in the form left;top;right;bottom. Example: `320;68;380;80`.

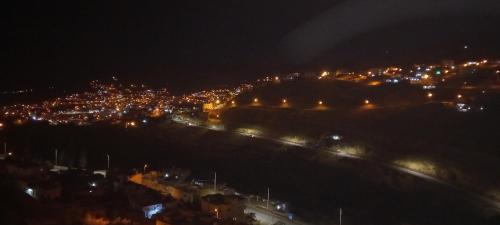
201;194;246;222
124;182;166;219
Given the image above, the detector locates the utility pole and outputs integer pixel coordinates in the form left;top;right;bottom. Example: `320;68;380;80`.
339;208;342;225
55;149;58;166
267;187;270;209
214;171;217;193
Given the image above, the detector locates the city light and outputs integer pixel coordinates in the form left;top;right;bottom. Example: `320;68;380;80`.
253;98;259;103
215;99;220;104
332;135;342;140
427;92;433;98
364;99;370;104
25;188;34;197
457;94;462;99
318;100;323;105
282;99;287;103
318;71;330;79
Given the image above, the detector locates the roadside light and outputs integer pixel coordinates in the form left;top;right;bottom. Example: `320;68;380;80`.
216;114;220;118
282;99;287;103
231;100;235;104
253;98;259;103
457;94;462;99
427;93;433;98
215;99;220;104
275;76;279;81
364;99;370;104
8;152;13;156
318;100;323;105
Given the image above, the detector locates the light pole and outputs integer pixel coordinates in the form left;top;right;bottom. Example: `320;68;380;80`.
106;154;110;170
143;164;148;174
339;208;342;225
214;171;217;193
54;149;58;166
214;208;219;219
266;187;270;209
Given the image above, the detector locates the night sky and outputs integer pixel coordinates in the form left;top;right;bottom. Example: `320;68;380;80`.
4;0;500;93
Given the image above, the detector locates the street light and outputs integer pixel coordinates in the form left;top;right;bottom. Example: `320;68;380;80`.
143;164;148;174
457;94;462;99
253;98;259;103
214;208;219;219
282;99;287;104
318;100;323;105
364;99;370;104
427;92;433;98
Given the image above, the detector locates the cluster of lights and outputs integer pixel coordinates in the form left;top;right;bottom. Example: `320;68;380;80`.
1;80;171;126
177;84;252;106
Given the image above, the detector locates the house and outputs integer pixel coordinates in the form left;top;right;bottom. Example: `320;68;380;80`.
201;194;246;223
124;182;166;219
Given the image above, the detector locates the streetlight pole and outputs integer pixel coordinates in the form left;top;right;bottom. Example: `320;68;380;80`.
143;164;148;174
106;154;110;170
339;208;342;225
214;171;217;193
267;187;270;209
55;149;58;166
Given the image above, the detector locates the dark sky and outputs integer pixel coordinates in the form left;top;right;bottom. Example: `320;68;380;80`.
3;0;500;93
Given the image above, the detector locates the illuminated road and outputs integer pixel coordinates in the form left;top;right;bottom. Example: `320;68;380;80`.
172;115;500;214
245;203;309;225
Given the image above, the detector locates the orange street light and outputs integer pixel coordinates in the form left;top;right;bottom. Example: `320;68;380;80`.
282;99;287;103
215;99;220;104
253;98;259;103
364;99;370;104
318;100;323;105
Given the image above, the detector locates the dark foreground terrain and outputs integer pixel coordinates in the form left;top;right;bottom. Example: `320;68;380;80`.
2;122;500;225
